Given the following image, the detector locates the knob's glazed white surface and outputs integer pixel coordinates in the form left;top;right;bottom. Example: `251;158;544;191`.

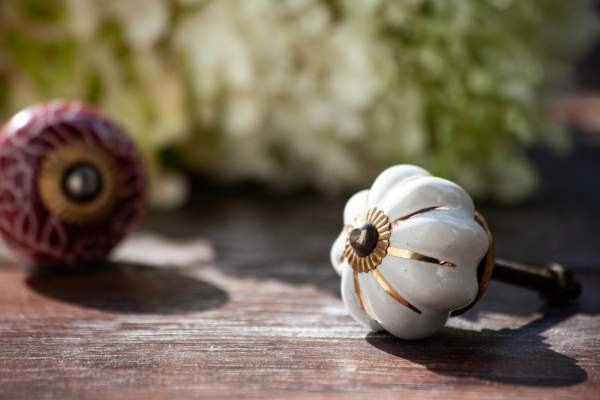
330;165;489;339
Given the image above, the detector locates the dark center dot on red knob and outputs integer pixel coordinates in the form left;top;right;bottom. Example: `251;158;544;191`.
349;222;379;257
61;162;103;204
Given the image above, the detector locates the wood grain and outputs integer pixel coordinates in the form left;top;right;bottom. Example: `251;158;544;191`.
1;135;600;399
0;189;597;399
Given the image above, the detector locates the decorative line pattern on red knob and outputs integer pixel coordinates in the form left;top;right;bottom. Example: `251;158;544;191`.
0;100;146;266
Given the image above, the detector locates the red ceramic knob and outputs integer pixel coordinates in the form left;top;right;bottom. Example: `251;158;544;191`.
0;100;146;266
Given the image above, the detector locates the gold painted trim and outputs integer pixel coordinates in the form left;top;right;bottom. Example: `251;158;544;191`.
353;270;368;312
371;269;421;314
391;206;452;228
386;246;456;268
343;208;391;273
38;142;117;224
352;270;379;322
451;211;495;316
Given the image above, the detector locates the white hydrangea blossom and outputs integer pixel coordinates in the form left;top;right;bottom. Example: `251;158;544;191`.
0;0;596;206
174;0;406;188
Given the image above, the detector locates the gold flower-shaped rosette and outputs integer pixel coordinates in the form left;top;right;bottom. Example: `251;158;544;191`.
343;208;391;273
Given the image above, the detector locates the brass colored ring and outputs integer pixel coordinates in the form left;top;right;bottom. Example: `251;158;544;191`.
38;142;117;224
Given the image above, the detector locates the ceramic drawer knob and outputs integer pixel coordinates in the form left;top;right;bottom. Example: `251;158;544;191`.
0;100;146;266
330;164;491;339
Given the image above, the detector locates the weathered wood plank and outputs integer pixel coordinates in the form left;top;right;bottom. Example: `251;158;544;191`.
0;194;598;400
1;132;600;399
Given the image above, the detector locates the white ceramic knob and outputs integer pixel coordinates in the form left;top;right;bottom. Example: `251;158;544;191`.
330;164;492;339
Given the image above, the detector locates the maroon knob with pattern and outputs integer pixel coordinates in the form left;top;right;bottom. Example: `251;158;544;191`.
0;100;146;266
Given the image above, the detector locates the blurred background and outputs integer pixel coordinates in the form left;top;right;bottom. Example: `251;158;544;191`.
0;0;599;209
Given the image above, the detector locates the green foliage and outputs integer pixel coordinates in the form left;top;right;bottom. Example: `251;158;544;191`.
0;0;596;205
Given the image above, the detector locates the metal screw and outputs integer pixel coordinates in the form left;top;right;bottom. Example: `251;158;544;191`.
493;259;582;304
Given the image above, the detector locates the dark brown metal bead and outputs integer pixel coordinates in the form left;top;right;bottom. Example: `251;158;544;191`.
62;162;104;204
349;222;379;258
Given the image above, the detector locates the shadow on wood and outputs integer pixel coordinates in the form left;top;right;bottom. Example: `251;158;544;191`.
366;306;587;387
26;261;229;314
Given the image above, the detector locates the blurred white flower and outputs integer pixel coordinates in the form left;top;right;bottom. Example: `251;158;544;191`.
149;172;190;210
108;0;168;49
0;0;596;206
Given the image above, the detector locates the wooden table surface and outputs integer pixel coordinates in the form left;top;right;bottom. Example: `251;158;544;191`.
1;137;599;399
